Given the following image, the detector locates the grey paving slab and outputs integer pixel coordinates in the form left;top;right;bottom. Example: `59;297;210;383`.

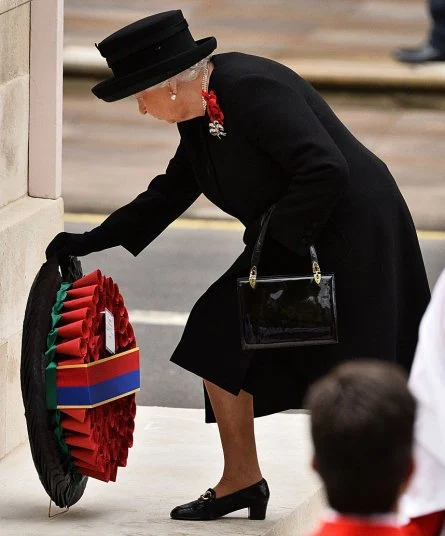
0;407;324;536
63;0;429;64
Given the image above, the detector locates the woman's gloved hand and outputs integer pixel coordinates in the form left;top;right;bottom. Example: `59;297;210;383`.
46;232;97;261
46;225;121;262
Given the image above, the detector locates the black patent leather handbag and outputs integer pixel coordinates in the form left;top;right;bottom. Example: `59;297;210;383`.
237;207;338;349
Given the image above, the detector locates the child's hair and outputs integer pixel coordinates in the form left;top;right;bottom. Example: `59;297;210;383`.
305;360;416;515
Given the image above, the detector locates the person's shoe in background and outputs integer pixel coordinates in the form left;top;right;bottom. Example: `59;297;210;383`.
393;43;445;63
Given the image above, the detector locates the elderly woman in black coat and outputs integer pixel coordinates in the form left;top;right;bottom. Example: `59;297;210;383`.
47;10;430;521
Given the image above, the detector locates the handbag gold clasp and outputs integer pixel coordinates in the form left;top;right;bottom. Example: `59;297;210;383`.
249;266;257;289
312;261;321;285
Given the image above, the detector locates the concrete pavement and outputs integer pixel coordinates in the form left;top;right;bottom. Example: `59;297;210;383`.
63;0;445;89
0;407;324;536
61;0;445;230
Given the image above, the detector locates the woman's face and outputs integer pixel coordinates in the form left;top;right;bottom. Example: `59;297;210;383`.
135;86;184;124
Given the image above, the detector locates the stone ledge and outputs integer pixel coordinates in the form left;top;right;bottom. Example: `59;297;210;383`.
63;45;445;90
0;0;31;17
0;406;324;535
264;487;326;536
286;58;445;90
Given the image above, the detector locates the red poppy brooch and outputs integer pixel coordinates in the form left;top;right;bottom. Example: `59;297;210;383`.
202;90;227;139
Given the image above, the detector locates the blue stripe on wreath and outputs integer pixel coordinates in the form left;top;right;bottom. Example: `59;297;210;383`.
56;369;140;407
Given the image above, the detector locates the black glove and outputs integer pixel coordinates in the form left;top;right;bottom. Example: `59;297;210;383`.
45;232;94;261
45;226;120;261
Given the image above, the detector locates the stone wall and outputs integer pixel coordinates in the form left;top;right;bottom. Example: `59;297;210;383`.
0;1;30;209
0;0;64;459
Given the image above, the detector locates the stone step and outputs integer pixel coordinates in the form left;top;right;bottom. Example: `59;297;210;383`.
0;406;325;536
63;45;445;90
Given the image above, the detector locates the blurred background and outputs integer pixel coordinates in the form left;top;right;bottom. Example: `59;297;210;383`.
62;0;445;408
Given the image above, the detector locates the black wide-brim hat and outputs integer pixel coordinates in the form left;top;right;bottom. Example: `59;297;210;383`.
91;10;217;102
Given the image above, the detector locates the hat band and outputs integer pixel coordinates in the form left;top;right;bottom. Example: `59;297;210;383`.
109;28;197;78
105;19;189;62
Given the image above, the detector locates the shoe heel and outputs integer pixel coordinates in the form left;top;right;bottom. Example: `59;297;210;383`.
248;501;268;520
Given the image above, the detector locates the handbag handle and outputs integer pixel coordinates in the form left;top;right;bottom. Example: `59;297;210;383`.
249;205;321;289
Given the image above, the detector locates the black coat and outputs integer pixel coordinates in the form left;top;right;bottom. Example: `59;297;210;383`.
97;52;430;422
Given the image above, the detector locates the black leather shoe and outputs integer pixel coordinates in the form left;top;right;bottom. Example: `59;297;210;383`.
393;44;445;63
170;478;270;521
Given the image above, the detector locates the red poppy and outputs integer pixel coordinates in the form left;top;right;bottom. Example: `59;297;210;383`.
202;90;224;125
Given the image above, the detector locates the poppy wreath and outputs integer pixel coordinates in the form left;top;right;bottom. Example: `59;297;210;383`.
21;257;140;508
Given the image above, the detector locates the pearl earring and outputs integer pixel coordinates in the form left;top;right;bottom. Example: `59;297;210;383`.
170;92;177;101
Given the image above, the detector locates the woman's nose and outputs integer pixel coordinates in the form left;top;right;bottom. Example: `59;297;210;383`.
137;98;146;115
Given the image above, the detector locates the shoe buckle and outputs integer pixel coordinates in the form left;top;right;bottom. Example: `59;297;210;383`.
200;490;213;501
